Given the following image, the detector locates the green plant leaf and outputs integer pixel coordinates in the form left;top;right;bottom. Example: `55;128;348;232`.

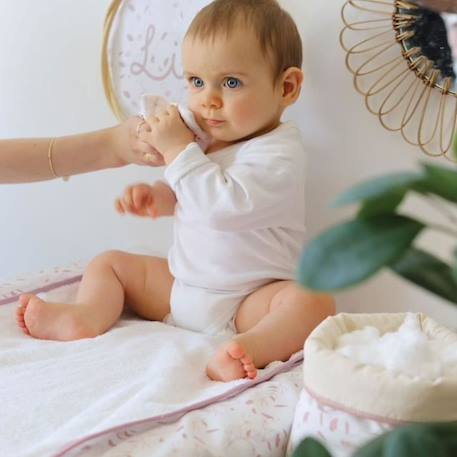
332;172;423;208
451;247;457;285
357;190;405;218
352;433;385;457
390;248;457;306
297;215;424;291
291;437;333;457
383;426;447;457
354;423;457;457
419;163;457;203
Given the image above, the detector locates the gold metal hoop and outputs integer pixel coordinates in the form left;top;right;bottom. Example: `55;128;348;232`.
101;0;125;121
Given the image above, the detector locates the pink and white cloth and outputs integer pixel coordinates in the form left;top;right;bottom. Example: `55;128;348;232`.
0;265;303;457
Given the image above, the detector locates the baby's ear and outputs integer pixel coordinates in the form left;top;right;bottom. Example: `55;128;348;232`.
280;67;304;106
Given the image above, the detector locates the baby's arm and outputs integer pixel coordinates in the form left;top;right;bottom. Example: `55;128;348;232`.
164;140;302;231
115;181;176;218
150;181;177;217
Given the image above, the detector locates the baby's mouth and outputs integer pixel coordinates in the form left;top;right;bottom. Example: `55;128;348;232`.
204;119;225;127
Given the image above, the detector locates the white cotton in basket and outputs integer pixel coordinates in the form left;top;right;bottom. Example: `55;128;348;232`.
336;313;457;380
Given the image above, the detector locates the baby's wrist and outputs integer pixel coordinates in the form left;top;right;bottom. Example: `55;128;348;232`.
151;180;177;216
163;142;191;165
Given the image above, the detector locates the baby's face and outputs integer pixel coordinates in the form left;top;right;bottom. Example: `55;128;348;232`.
182;25;284;148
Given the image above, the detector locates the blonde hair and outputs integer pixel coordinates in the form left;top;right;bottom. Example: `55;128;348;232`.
185;0;303;82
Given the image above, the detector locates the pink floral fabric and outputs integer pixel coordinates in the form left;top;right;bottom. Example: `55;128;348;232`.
287;386;394;457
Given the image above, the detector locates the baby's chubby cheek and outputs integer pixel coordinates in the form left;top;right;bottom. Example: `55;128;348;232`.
191;111;205;130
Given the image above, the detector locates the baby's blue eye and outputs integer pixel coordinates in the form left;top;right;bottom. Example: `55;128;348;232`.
224;77;241;89
190;77;204;88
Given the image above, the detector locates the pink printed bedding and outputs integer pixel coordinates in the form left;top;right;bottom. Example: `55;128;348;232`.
0;265;303;457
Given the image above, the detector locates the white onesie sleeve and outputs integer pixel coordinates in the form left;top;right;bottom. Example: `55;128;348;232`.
164;122;305;232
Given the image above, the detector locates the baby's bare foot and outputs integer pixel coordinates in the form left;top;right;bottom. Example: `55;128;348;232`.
16;295;31;335
16;294;96;341
206;340;257;382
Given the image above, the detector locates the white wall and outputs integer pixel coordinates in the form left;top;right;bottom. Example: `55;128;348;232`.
0;0;173;280
1;0;457;327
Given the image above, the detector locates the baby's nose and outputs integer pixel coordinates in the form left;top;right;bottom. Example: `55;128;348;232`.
202;90;222;109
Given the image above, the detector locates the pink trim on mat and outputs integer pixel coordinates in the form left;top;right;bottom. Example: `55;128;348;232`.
52;352;304;457
0;275;82;306
303;383;406;426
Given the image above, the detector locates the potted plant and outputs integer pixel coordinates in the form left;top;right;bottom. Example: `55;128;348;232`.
291;422;457;457
298;162;457;304
294;161;457;457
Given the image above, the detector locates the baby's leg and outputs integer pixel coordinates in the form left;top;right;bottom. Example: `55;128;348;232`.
16;251;173;341
206;281;335;381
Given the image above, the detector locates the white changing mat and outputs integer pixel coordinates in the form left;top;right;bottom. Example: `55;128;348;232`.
0;277;302;457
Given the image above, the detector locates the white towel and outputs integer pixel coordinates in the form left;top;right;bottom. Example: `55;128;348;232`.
0;281;274;457
140;94;212;151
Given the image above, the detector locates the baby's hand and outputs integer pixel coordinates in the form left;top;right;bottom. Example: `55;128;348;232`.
143;105;195;164
115;183;159;218
115;182;177;219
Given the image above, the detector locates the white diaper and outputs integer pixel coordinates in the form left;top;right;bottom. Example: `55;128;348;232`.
165;280;251;335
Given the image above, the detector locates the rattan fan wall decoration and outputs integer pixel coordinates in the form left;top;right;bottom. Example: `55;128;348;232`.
340;0;457;160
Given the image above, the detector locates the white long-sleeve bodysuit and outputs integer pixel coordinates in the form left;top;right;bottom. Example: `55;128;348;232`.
163;122;307;335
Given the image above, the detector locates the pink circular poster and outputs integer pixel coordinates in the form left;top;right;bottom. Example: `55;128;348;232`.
104;0;211;119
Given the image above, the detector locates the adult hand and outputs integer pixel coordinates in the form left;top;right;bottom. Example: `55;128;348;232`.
113;116;165;167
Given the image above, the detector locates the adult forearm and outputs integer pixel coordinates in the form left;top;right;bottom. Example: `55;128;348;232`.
0;125;125;184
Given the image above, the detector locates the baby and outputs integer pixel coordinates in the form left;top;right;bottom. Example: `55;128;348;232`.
16;0;335;381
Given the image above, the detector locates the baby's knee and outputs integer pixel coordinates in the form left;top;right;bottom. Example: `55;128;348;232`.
300;287;336;319
274;282;336;317
87;249;127;270
316;293;336;318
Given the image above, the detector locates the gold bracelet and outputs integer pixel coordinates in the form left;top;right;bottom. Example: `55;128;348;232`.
47;138;69;181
